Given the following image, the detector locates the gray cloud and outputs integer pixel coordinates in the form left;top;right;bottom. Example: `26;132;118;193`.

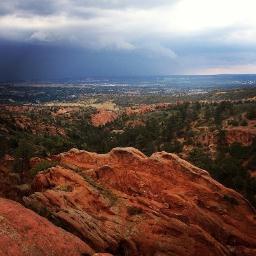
0;0;177;17
0;1;58;16
0;0;255;78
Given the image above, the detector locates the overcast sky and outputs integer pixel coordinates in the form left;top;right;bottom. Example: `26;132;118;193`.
0;0;256;80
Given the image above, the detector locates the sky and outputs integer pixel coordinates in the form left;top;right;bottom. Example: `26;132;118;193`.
0;0;256;80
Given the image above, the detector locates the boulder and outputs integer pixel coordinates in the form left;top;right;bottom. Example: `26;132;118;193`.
0;198;94;256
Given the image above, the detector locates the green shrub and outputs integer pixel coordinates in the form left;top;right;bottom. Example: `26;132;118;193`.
229;143;250;159
55;184;73;192
228;120;239;126
240;119;248;126
246;109;256;120
30;160;58;177
127;206;144;216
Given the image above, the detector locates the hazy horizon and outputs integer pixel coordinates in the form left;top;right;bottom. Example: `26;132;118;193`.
2;73;256;86
2;74;256;83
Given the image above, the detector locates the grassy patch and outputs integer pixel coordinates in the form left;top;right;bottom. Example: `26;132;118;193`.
127;206;144;216
30;160;58;177
82;174;118;206
55;184;73;192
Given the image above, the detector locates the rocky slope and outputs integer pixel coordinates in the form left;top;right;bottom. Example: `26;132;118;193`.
225;127;256;146
0;198;94;256
24;147;256;256
0;155;23;201
91;110;119;127
198;127;256;148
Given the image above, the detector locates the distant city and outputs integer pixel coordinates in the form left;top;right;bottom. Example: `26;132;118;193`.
1;74;256;104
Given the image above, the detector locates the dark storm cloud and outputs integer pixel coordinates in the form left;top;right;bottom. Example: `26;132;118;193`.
0;40;179;81
0;0;176;17
0;0;255;79
0;0;58;16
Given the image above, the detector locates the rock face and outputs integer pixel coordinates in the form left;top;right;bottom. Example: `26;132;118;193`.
24;147;256;256
198;126;256;148
0;198;94;256
0;156;21;201
225;127;256;146
91;110;119;127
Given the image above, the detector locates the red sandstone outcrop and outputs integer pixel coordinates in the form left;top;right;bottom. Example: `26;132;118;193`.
0;156;19;200
91;110;119;127
0;197;94;256
225;127;256;146
14;116;66;136
91;103;172;127
198;127;256;148
24;147;256;256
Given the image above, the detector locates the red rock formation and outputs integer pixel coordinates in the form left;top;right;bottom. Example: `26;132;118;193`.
198;127;256;148
91;110;119;127
24;147;256;256
0;156;19;200
225;127;256;146
0;197;94;256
